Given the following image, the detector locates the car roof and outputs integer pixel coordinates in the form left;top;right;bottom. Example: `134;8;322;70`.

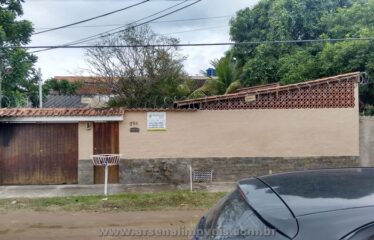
258;168;374;216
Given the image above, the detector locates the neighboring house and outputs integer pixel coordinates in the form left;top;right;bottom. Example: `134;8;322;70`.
45;76;113;108
45;75;212;108
189;75;216;88
44;95;87;108
0;72;362;186
53;76;112;95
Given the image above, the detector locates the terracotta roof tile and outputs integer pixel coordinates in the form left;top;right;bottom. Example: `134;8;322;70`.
121;108;197;112
0;108;124;117
0;107;195;118
234;83;281;93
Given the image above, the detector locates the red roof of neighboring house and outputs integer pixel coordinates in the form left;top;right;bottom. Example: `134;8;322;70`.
54;76;211;83
53;76;113;95
174;72;361;107
53;76;110;83
53;75;211;95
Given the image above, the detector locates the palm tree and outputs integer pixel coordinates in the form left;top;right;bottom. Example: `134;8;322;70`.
189;54;241;99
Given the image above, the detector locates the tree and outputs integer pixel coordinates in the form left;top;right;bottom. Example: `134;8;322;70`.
228;0;374;112
44;78;83;95
0;0;38;107
85;25;189;108
190;53;241;98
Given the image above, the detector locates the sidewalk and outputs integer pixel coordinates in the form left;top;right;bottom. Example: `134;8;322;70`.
0;182;236;199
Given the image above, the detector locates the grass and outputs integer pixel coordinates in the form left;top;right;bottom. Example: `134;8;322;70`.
0;191;227;212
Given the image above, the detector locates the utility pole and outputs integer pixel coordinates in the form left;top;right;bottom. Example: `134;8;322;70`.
0;51;12;108
38;68;43;108
0;70;2;108
0;51;3;108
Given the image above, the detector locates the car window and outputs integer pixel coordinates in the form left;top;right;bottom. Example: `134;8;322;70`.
212;189;288;240
345;224;374;240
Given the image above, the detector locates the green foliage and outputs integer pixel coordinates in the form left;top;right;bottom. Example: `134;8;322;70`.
189;54;239;98
241;44;280;86
44;78;83;95
0;0;37;107
362;105;374;116
228;0;374;112
278;48;319;85
176;83;191;97
225;80;242;94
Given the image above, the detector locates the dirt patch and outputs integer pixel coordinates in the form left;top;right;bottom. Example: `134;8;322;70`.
0;209;205;240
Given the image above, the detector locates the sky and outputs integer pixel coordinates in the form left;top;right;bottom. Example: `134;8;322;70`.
22;0;259;79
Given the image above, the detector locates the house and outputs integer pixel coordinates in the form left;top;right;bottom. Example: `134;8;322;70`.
0;72;362;185
45;75;213;108
45;76;113;108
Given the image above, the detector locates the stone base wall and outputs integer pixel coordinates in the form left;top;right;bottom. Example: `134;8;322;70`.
78;160;94;185
191;157;359;182
78;157;359;185
119;159;190;184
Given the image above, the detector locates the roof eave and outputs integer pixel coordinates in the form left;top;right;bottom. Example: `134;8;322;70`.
0;115;124;123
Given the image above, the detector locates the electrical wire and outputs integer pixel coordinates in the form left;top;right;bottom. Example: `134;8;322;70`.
33;0;150;35
4;37;374;50
75;0;203;44
31;0;193;1
161;25;226;36
30;0;202;53
34;15;231;30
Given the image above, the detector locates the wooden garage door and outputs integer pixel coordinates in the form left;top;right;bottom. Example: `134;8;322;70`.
0;123;78;185
93;122;119;184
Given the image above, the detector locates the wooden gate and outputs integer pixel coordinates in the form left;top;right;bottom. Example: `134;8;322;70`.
93;122;119;184
0;123;78;185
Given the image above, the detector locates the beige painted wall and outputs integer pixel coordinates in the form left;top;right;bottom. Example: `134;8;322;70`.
78;122;93;159
119;100;359;159
70;83;357;159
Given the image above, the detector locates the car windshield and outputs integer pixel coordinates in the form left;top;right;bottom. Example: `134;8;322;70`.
212;189;288;240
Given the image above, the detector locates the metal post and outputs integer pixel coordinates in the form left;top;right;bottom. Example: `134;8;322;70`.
38;68;43;108
0;74;2;108
104;165;109;196
189;165;193;192
0;51;3;108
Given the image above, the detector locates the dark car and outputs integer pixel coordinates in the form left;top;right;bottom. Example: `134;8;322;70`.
193;168;374;240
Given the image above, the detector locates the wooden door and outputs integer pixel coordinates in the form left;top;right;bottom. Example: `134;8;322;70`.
0;123;78;185
93;122;119;184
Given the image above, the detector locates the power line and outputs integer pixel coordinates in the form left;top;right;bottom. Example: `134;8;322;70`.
63;0;202;45
6;37;374;50
161;25;227;36
34;16;231;30
31;0;193;1
30;0;190;53
33;0;150;35
30;0;202;53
